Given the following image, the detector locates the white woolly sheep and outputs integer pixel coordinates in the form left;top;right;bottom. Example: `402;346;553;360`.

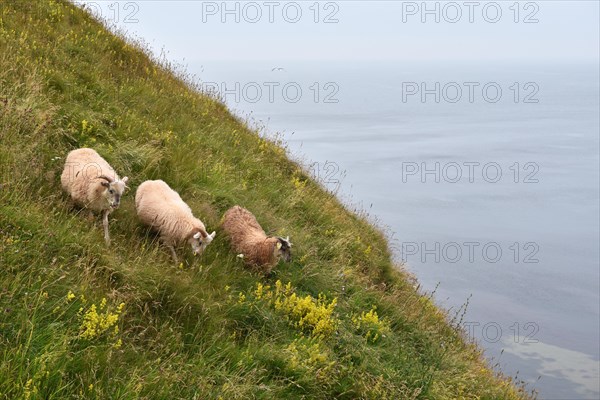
221;205;291;274
60;148;129;245
135;179;216;263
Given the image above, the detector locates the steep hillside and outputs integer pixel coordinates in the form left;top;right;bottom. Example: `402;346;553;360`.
0;1;532;398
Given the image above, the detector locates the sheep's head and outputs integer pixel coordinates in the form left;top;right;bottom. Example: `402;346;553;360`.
98;175;129;209
275;236;292;262
189;230;216;256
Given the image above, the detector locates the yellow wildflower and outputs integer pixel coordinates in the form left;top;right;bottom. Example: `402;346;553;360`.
352;306;391;343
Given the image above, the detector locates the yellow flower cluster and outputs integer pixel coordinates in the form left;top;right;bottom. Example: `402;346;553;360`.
351;306;391;343
278;292;338;339
2;234;19;246
291;176;306;190
79;298;125;341
286;338;336;380
48;0;65;21
251;281;339;339
258;139;269;153
239;283;392;343
23;378;37;400
237;292;246;304
81;119;92;134
254;282;269;300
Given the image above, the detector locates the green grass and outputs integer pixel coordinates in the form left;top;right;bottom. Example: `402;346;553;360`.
0;1;535;399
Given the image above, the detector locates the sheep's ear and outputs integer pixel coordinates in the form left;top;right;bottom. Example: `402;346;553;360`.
276;242;282;250
278;236;291;247
193;232;201;239
101;181;110;188
210;231;216;239
122;177;129;184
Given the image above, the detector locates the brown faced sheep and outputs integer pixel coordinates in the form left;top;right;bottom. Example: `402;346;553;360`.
60;148;129;245
221;205;291;274
135;180;215;263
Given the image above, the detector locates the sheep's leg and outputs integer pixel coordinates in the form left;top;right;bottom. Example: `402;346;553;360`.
66;197;78;211
167;244;178;264
102;209;111;246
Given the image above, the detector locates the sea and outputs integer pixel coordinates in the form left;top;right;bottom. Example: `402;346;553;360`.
197;60;600;399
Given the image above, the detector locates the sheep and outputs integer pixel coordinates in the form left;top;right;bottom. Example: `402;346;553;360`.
60;148;129;245
221;205;291;274
135;179;215;263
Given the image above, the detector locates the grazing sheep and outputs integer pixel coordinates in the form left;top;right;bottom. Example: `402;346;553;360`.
135;180;215;263
60;148;129;245
221;205;291;274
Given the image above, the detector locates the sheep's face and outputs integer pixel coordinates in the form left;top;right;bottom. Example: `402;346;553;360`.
189;231;216;256
101;177;129;209
275;236;292;262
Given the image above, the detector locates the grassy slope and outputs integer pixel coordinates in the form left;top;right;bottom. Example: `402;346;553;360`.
0;1;532;399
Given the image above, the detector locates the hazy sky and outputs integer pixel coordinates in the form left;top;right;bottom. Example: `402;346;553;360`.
75;1;599;63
